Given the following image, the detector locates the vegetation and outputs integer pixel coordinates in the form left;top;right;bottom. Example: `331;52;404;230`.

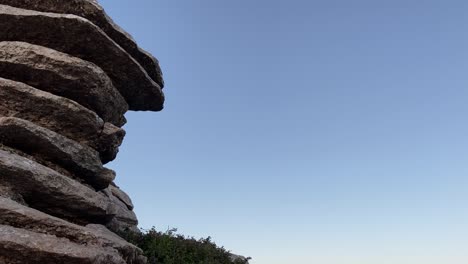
120;228;250;264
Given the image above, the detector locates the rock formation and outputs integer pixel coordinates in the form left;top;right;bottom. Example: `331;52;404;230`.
0;1;164;263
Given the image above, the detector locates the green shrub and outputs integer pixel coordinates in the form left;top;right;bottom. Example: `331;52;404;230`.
120;228;250;264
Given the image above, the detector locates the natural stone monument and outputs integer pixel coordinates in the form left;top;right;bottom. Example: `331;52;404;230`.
0;1;164;263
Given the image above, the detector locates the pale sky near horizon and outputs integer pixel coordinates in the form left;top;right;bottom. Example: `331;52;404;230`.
102;1;468;263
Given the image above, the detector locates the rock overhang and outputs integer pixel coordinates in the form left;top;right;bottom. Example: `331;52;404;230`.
0;0;165;88
0;3;165;112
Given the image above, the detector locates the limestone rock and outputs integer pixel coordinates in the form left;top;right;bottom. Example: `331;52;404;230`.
101;187;139;233
0;197;146;263
0;0;164;88
110;183;135;210
0;149;111;223
0;41;127;126
0;1;166;263
0;4;164;111
0;225;127;264
0;77;125;163
0;184;25;205
0;117;114;190
86;224;148;264
98;123;126;164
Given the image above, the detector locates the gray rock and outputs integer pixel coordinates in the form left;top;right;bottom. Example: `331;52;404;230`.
0;197;147;264
0;117;114;190
0;0;164;88
0;184;25;205
0;77;125;163
110;183;135;210
0;149;111;223
87;224;147;264
0;41;127;127
101;187;139;233
0;225;127;264
0;2;166;263
0;5;164;111
97;122;126;164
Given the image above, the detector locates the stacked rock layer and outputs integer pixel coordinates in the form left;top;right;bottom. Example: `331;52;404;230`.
0;1;164;263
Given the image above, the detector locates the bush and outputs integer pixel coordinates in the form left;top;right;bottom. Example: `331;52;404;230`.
120;228;250;264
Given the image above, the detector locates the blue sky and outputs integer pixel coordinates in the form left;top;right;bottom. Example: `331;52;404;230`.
102;1;468;263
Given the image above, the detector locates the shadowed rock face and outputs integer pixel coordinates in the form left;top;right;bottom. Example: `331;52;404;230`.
0;41;128;126
0;4;164;111
110;184;135;210
0;149;111;223
0;1;164;263
0;78;125;163
0;0;164;88
0;117;115;190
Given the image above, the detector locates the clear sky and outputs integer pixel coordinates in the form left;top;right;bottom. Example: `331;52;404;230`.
101;1;468;263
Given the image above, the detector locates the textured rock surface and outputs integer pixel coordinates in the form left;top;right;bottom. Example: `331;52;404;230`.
0;77;124;161
0;2;165;262
0;0;164;88
0;41;127;126
98;123;126;164
0;225;128;264
0;149;111;223
0;117;115;190
0;197;146;264
110;184;135;210
102;188;139;233
0;4;164;111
